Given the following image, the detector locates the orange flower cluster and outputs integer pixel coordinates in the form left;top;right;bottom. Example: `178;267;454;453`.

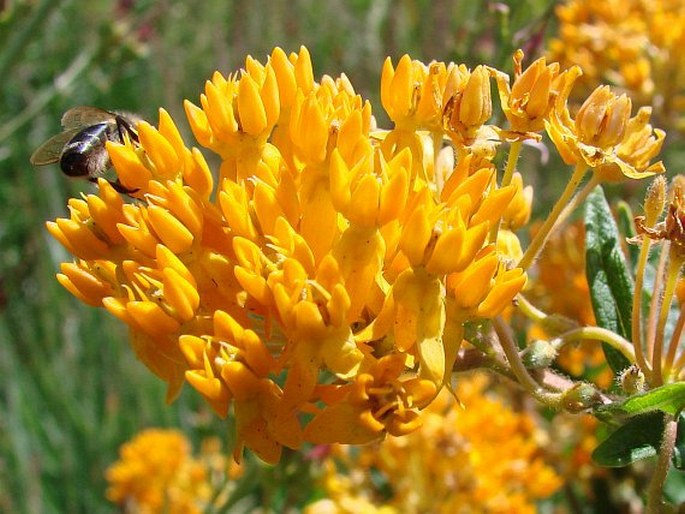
548;0;685;132
305;374;562;514
46;46;665;463
106;429;240;513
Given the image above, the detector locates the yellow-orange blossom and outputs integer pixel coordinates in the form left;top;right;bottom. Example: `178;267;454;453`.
52;46;669;464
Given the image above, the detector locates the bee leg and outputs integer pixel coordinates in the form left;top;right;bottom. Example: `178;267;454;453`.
88;176;139;195
109;179;140;195
115;116;139;143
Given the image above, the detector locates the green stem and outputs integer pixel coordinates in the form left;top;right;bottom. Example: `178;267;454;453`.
519;162;588;270
500;140;522;189
652;252;683;386
645;415;677;514
671;342;685;376
633;237;654;377
492;316;562;406
489;140;522;243
453;348;516;381
551;326;636;363
515;293;578;334
663;302;685;380
516;293;547;323
647;243;668;369
555;173;600;230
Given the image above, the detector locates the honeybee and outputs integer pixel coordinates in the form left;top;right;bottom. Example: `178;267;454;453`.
30;106;141;193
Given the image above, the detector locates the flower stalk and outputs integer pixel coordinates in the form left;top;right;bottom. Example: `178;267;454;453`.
518;162;587;270
490;139;523;242
651;252;684;386
550;326;635;364
493;316;562;407
663;302;685;379
632;235;654;375
646;415;678;514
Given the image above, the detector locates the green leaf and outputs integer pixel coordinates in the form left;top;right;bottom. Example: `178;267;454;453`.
619;383;685;417
584;186;634;372
593;402;626;425
616;200;639;269
671;414;685;470
664;467;685;502
592;412;665;467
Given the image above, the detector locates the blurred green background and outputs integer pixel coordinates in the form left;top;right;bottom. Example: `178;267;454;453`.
0;0;606;512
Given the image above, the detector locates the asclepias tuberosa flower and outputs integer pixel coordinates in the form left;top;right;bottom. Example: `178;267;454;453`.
45;45;673;485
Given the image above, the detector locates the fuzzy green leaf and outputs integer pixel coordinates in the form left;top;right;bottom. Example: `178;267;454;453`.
592;412;664;467
619;383;685;417
616;200;639;269
584;186;633;372
671;414;685;470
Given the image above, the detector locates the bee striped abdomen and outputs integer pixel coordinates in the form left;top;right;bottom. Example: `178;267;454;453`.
59;123;117;178
31;106;140;194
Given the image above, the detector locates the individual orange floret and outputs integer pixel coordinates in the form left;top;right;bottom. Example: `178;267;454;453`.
304;353;437;445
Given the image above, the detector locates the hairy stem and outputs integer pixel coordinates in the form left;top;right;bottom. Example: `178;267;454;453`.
651;252;682;386
492;316;562;406
489;140;523;243
519;162;588;270
647;243;668;369
632;237;654;377
501;140;522;189
551;326;636;364
646;415;677;514
663;302;685;381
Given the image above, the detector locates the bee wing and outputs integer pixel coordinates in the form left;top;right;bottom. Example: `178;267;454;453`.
30;128;81;166
60;106;114;129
